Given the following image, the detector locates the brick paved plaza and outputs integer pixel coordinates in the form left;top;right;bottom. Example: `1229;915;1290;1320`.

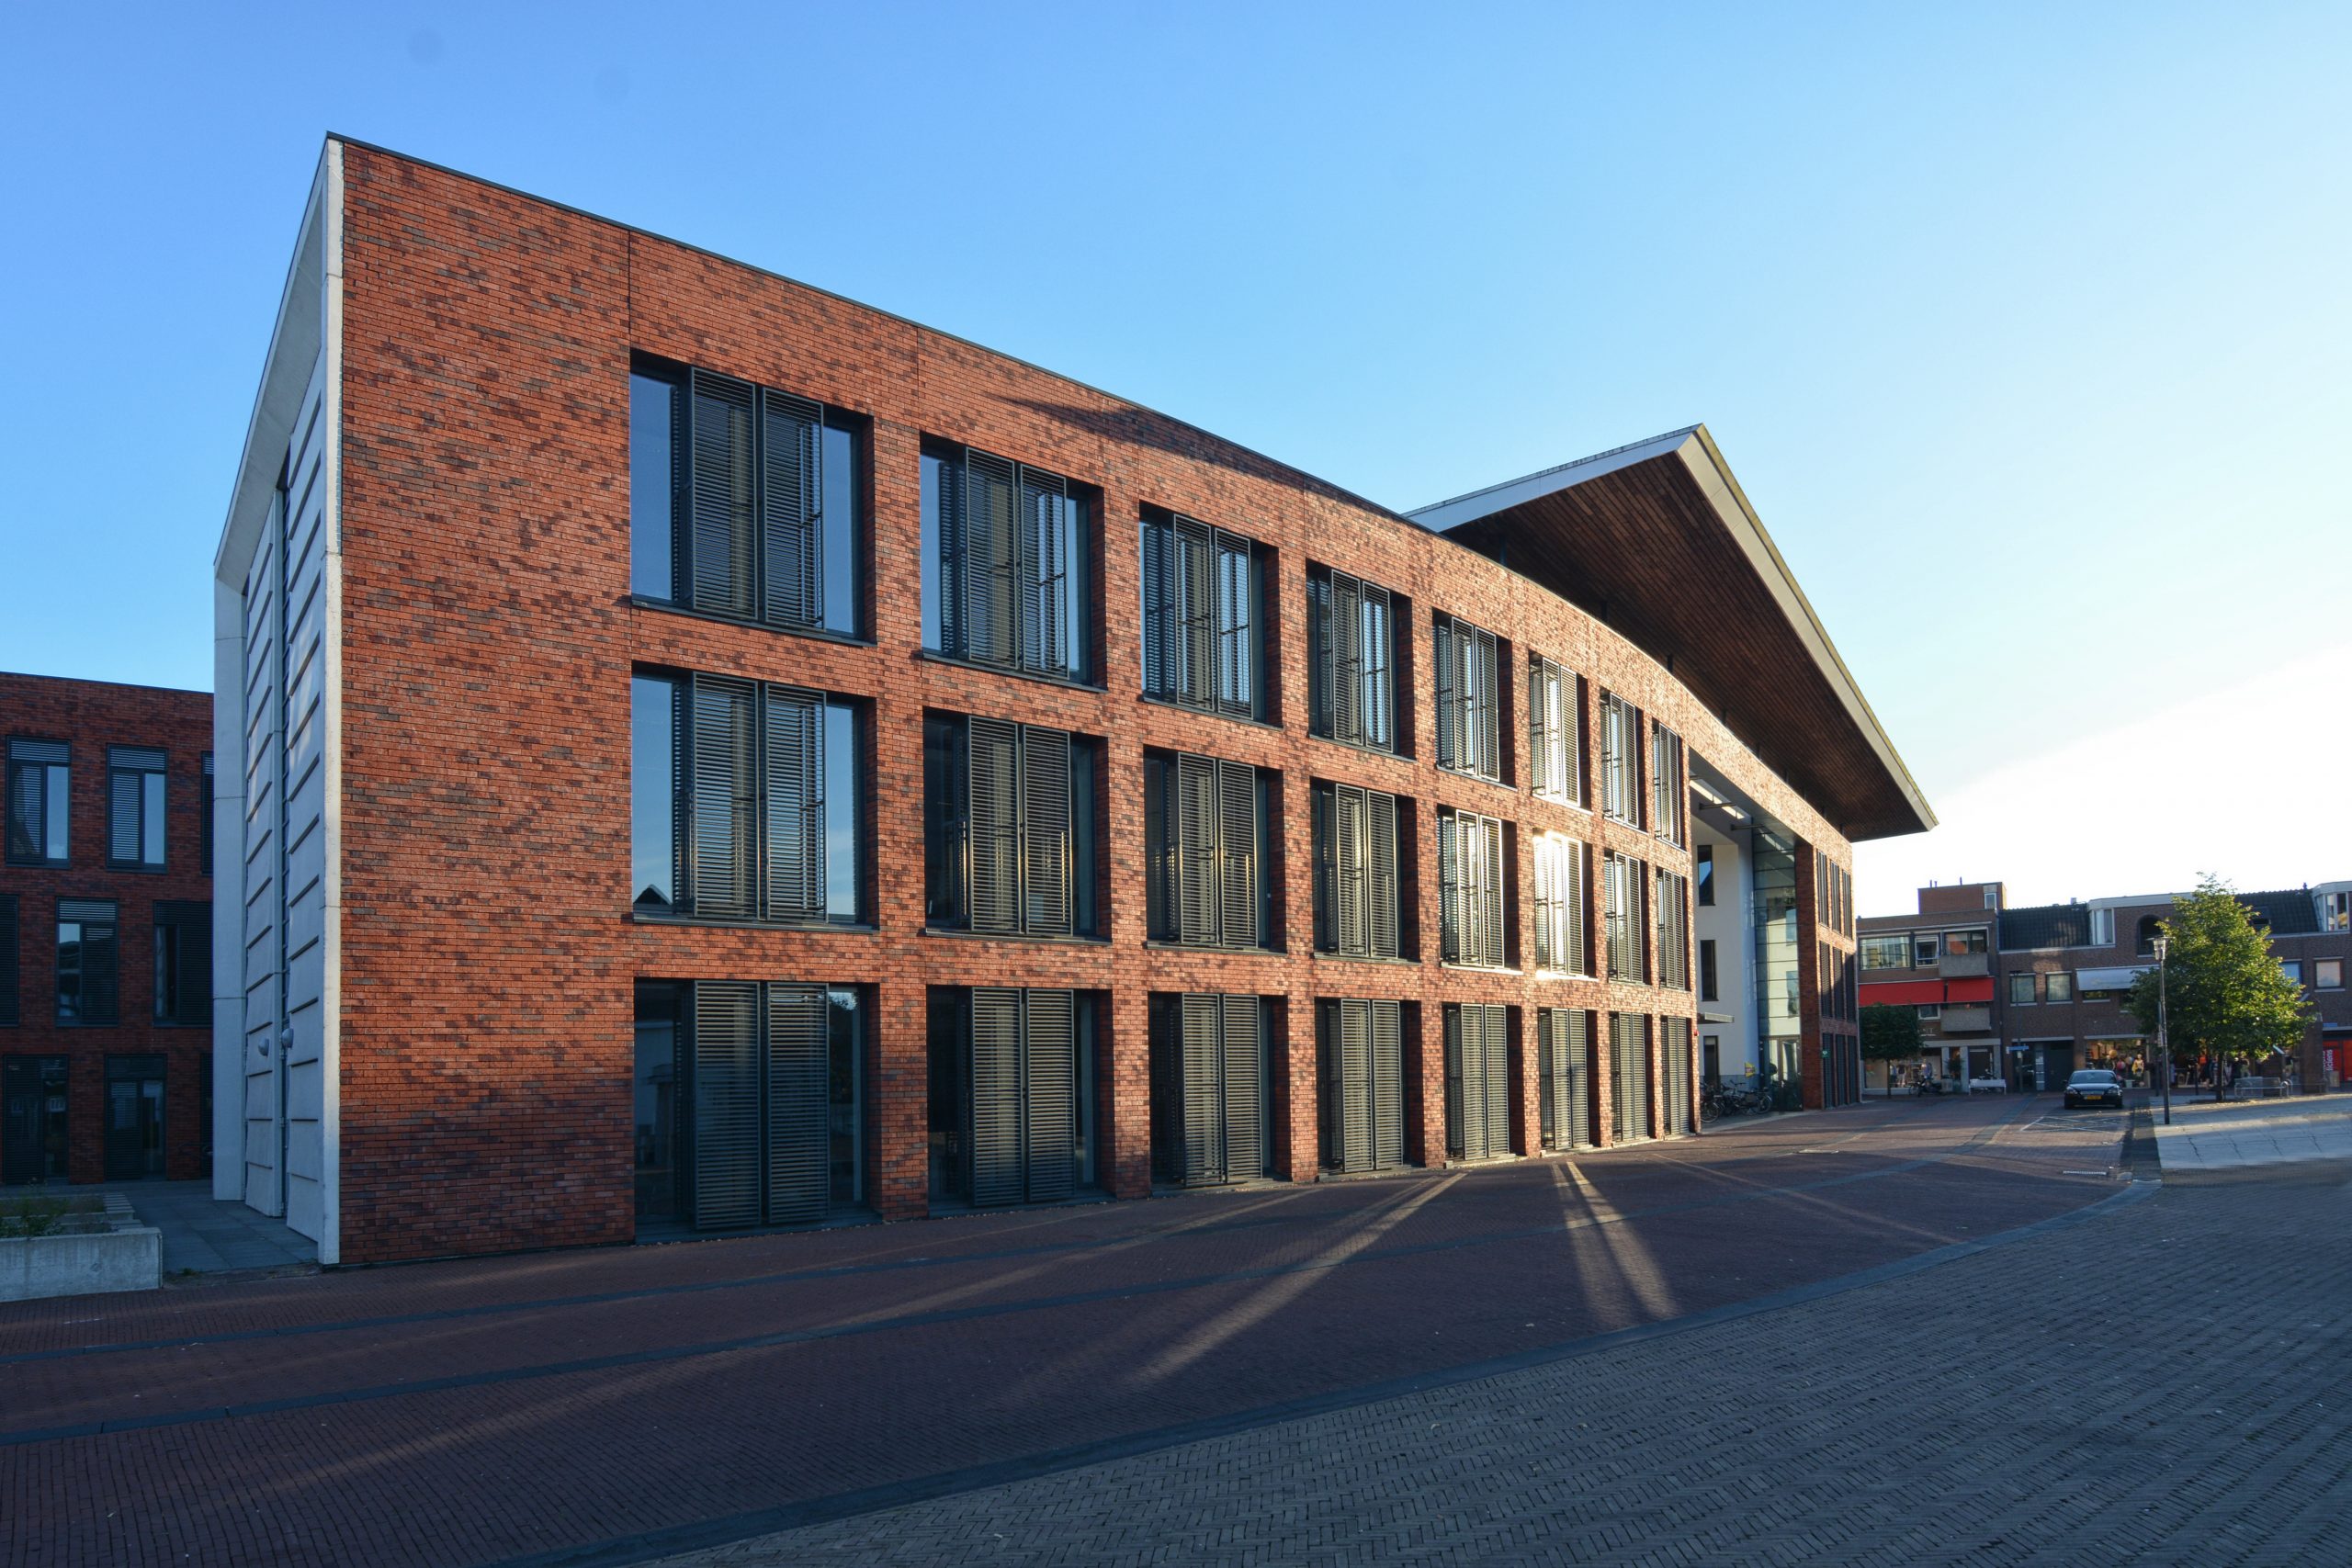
7;1093;2298;1568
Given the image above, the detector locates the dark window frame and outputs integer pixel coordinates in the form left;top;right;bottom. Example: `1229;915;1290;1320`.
1306;565;1400;754
922;440;1099;682
1310;780;1402;961
107;746;168;872
1433;613;1503;784
55;897;119;1027
1144;750;1278;952
1140;507;1271;723
6;737;72;867
925;714;1101;941
1438;807;1509;969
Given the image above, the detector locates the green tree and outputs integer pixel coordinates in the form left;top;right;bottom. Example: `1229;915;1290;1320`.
1860;1004;1925;1098
2125;875;2312;1100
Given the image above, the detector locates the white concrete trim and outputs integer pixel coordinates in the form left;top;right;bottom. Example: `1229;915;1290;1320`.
211;576;247;1200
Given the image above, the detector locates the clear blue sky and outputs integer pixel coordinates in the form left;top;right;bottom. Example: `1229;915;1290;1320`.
4;3;2346;903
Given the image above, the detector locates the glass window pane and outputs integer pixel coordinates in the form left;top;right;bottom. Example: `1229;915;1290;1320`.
46;764;70;860
142;772;165;865
825;702;858;921
634;981;681;1224
828;988;861;1203
629;373;675;600
821;422;859;637
1061;494;1090;679
630;676;676;911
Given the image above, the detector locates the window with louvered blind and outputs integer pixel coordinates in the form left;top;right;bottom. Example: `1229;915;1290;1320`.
1604;851;1646;982
1599;693;1642;827
632;671;867;926
931;986;1095;1207
924;715;1099;939
1306;565;1398;752
1311;781;1402;961
107;746;167;871
630;360;866;638
55;897;117;1026
1654;868;1690;989
1316;997;1406;1173
1433;614;1502;783
1528;654;1580;804
1438;808;1508;969
153;900;211;1026
1537;1008;1593;1151
1650;725;1686;846
922;442;1094;682
1141;508;1268;721
1145;750;1276;950
1147;992;1271;1186
1532;832;1588;976
1443;1002;1513;1160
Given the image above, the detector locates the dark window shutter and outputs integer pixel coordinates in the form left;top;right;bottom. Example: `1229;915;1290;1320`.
1481;1005;1510;1156
1567;842;1588;976
1438;813;1461;963
968;987;1025;1206
1141;515;1173;699
691;981;763;1228
765;984;830;1224
1333;572;1363;744
1216;761;1257;947
688;371;757;618
1612;1013;1651;1143
1176;515;1213;705
1180;993;1223;1183
0;894;17;1025
967;717;1022;934
1334;784;1365;957
763;686;824;921
1433;618;1458;769
760;389;823;628
1021;726;1072;936
1473;628;1500;780
1306;572;1332;736
690;676;759;919
1371;999;1404;1168
157;901;212;1027
82;912;119;1025
1309;785;1333;953
1022;988;1076;1202
936;450;967;657
965;451;1019;665
1367;790;1398;960
1339;998;1373;1173
1019;468;1069;674
1567;1010;1592;1148
1176;754;1218;946
1447;1006;1474;1157
1361;584;1392;750
1144;756;1170;940
1221;994;1263;1181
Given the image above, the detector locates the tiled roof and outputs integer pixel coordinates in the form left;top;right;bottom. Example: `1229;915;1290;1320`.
2239;889;2318;935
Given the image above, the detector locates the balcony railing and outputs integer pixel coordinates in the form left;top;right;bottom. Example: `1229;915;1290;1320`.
1940;1005;1992;1033
1938;952;1989;979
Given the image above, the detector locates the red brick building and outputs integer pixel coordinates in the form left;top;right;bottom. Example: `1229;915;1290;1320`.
209;138;1929;1265
2;673;214;1184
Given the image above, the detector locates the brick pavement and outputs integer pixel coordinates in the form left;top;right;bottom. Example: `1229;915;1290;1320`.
0;1095;2129;1567
665;1157;2352;1566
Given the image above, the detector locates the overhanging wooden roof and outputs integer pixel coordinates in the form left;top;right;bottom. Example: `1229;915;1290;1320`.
1409;426;1933;841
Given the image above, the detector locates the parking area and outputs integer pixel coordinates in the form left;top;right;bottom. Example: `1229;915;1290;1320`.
2;1094;2124;1568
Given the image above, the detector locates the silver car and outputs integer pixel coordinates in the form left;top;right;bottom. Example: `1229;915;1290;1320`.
2064;1068;2123;1109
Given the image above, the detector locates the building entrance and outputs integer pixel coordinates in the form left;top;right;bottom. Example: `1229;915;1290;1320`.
104;1055;167;1180
5;1056;71;1183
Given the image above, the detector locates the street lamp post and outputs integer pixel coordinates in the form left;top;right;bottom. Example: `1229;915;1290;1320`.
2153;934;2171;1126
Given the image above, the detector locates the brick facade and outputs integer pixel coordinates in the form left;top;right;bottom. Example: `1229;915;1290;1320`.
236;142;1873;1263
0;673;213;1183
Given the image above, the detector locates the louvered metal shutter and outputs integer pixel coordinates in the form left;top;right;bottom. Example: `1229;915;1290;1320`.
1176;754;1218;946
1566;1010;1594;1148
1481;1005;1510;1156
1532;839;1557;970
1334;784;1365;957
691;981;763;1228
1539;1010;1575;1151
1438;812;1461;963
1367;790;1398;960
107;759;145;865
1021;727;1072;936
1566;842;1588;976
1472;627;1500;781
936;449;967;657
1333;572;1363;744
1444;1005;1468;1157
967;717;1022;934
690;676;759;919
689;371;757;618
1371;999;1404;1168
1141;515;1173;699
1661;1017;1691;1136
1019;468;1069;674
1175;515;1213;705
1480;816;1507;968
1433;618;1458;769
1338;998;1374;1172
765;984;830;1223
968;987;1025;1206
965;451;1019;666
0;895;16;1025
1222;994;1263;1181
1306;572;1332;734
1180;993;1223;1183
1612;1013;1651;1143
61;898;119;1025
763;686;825;921
1217;761;1257;947
761;389;823;628
1022;988;1077;1202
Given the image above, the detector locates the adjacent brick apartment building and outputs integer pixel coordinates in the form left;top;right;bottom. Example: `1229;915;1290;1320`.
211;138;1930;1265
1861;881;2352;1089
2;673;213;1184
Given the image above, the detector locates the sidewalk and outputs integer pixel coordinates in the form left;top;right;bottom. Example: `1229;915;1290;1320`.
2150;1094;2352;1171
91;1181;316;1275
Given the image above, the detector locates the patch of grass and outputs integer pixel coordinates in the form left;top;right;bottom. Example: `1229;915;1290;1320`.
0;1193;101;1238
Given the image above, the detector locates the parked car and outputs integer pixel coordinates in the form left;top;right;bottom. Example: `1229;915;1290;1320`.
2064;1069;2124;1109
